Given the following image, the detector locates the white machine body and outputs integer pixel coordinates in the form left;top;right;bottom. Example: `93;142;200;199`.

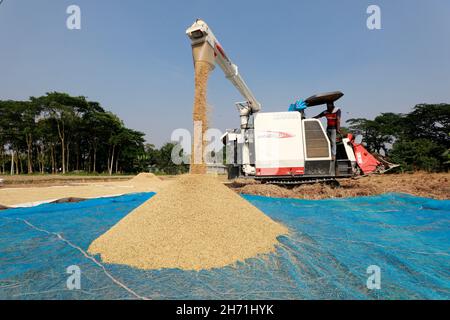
224;112;357;180
254;112;306;176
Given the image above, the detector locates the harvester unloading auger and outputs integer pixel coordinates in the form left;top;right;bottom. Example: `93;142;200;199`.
186;19;398;185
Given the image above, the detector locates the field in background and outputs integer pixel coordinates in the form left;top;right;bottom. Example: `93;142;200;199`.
0;174;182;188
0;175;135;188
1;172;448;200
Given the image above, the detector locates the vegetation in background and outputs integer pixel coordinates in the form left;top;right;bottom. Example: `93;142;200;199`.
347;104;450;172
141;143;189;175
0;92;188;175
1;93;448;175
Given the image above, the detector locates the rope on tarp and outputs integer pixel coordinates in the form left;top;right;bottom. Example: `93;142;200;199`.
16;217;149;300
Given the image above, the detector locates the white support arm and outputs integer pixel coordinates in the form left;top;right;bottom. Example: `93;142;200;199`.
186;19;261;114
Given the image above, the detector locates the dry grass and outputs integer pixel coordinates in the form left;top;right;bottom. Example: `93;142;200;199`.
88;174;288;271
229;173;450;200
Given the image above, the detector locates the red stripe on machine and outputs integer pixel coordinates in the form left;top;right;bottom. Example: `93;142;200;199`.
256;167;305;176
215;43;227;59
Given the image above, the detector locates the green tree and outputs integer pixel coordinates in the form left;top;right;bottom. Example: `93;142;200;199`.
108;127;145;174
402;104;450;147
0;100;26;174
390;139;446;172
347;105;449;172
31;92;89;173
20;101;41;174
346;118;391;154
1;92;147;175
156;143;189;175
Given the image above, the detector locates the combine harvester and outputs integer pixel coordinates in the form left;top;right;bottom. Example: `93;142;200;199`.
186;20;398;185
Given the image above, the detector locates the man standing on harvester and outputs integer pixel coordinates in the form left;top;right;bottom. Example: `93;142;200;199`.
314;102;341;160
288;92;343;161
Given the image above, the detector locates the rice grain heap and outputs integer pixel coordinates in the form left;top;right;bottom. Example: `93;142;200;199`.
88;174;288;271
129;172;162;185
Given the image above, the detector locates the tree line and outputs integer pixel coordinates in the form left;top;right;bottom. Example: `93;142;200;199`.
346;104;450;172
0;92;188;175
1;93;448;175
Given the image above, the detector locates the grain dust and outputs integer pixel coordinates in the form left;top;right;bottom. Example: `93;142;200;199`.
190;61;212;174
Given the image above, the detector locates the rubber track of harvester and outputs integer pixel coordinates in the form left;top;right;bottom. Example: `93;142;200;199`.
262;177;339;186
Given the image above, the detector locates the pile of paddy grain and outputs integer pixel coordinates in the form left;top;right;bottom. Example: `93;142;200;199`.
130;173;162;184
88;174;288;271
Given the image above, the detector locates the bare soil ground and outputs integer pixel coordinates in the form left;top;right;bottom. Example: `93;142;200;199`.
228;173;450;200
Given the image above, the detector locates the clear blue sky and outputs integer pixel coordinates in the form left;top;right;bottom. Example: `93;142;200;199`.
1;0;449;146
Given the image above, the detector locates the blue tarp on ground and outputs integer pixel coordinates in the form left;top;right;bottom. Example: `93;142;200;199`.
0;192;449;300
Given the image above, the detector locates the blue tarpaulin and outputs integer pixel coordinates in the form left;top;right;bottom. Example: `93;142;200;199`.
0;192;449;300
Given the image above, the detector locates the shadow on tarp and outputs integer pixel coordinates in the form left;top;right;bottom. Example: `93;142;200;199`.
0;192;448;300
